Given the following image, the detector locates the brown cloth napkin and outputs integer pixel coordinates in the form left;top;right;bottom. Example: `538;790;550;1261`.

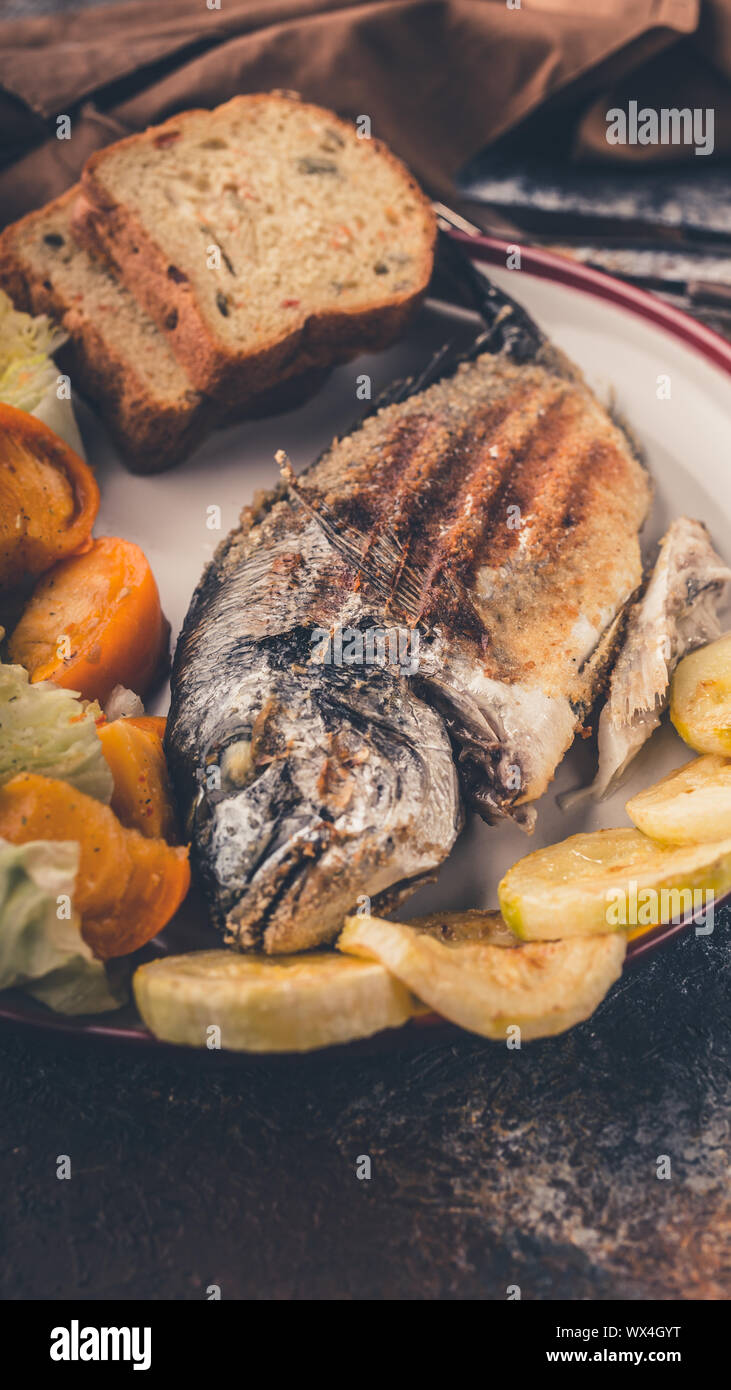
0;0;728;228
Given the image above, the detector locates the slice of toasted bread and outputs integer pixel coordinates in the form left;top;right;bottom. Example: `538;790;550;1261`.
0;189;213;473
80;93;436;403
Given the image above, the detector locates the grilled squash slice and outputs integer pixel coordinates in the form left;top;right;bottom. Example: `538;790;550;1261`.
133;948;415;1052
498;828;731;939
670;633;731;755
626;755;731;845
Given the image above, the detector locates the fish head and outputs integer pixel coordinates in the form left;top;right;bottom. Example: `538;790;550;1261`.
169;631;462;953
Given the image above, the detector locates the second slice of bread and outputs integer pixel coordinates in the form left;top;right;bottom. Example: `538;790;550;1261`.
0;189;213;473
81;93;436;404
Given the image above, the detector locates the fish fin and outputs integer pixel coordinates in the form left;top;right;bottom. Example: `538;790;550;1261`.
572;518;731;802
363;341;458;415
433;230;545;362
276;449;431;623
569;588;641;717
358;238;549;427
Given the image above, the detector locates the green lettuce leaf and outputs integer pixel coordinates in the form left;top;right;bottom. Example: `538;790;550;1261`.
0;289;85;456
0;837;124;1014
0;664;113;802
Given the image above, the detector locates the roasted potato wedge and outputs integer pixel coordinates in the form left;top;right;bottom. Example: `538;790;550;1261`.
338;910;626;1041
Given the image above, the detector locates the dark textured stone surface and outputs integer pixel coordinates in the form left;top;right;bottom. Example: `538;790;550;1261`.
1;917;729;1301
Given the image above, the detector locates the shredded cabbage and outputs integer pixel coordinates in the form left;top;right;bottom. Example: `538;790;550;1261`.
0;664;113;803
0;838;124;1014
0;289;84;456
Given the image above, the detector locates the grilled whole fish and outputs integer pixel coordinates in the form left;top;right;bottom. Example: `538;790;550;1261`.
166;249;652;951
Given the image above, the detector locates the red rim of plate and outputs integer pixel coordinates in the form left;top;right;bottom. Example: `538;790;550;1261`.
450;229;731;377
0;231;728;1051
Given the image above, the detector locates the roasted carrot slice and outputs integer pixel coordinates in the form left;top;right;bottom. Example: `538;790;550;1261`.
98;718;179;842
125;715;167;742
0;772;190;959
8;536;170;704
0;403;99;590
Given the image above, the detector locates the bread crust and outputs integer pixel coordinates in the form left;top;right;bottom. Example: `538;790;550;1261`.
0;188;214;473
81;94;436;405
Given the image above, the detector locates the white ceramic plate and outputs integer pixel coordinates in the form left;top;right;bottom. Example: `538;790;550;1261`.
87;240;731;925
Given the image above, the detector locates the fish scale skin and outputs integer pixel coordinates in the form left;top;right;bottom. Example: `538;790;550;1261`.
167;330;651;950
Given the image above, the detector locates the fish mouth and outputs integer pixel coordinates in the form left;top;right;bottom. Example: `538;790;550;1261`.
221;814;441;955
222;814;341;953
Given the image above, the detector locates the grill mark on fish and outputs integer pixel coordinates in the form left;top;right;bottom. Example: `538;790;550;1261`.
479;396;587;566
283;345;650;796
302;373;606;638
380;415;518;637
427;393;574;587
375;405;513;538
479;395;642;580
334;414;434;530
308;390;570;637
